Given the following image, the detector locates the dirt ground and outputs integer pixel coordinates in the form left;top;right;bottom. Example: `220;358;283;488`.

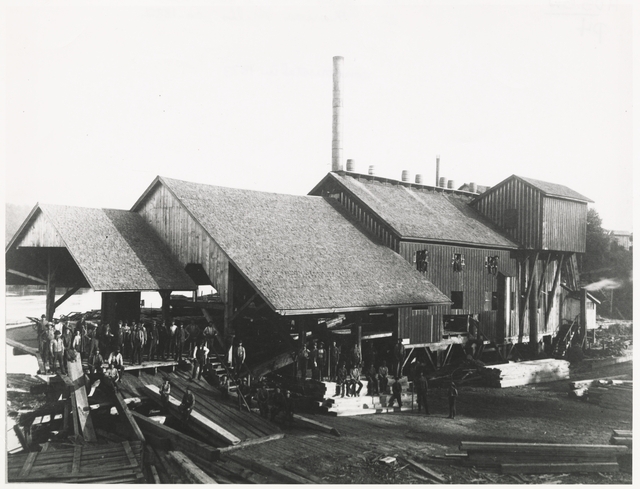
266;361;633;485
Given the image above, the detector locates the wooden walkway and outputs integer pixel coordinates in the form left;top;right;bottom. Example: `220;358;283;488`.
7;441;144;483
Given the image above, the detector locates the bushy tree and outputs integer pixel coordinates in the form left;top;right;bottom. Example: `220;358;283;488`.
580;208;633;319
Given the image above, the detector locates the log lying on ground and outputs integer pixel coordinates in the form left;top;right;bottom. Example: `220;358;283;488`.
292;413;341;436
459;441;628;474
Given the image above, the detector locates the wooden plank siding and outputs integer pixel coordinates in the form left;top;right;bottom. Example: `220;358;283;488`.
397;243;517;345
15;211;65;248
472;177;543;249
542;198;587;252
135;183;229;302
473;177;588;253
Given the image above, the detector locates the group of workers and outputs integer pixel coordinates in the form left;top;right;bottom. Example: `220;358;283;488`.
297;338;408;383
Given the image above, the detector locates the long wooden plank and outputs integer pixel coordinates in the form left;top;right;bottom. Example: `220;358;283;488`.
226;453;312;484
403;457;446;483
217;433;285;453
19;452;38;477
143;384;242;445
130;410;220;462
293;413;341;436
500;462;619;474
122;441;145;481
168;451;218;484
460;442;629;454
71;445;82;474
67;359;97;442
113;389;146;443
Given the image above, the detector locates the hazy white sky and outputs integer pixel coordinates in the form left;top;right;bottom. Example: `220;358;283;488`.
3;0;634;231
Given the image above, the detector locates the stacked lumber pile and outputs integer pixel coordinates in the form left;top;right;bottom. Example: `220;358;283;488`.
480;359;570;388
609;430;632;449
7;441;144;483
459;441;628;474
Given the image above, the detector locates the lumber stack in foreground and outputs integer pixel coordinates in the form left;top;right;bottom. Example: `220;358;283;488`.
481;359;570;388
459;441;628;474
610;429;632;449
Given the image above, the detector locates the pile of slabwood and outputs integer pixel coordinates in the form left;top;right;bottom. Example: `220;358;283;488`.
458;441;628;474
481;359;570;388
568;378;632;413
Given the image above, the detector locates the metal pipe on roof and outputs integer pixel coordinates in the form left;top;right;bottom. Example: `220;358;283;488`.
435;155;440;186
470;182;477;193
332;56;344;172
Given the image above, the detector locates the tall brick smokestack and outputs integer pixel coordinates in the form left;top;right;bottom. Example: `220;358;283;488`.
332;56;344;172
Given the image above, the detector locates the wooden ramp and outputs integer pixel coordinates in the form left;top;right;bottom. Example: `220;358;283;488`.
7;441;145;483
142;369;283;448
65;358;97;442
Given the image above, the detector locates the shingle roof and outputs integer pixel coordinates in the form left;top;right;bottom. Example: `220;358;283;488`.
158;177;451;314
515;176;593;203
325;173;518;248
14;205;196;291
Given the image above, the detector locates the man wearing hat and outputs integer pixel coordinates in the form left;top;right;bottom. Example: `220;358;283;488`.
448;381;458;419
50;330;67;375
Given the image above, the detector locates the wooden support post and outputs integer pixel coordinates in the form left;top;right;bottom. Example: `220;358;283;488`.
224;265;235;342
545;254;564;329
537;253;552;302
355;315;362;359
45;251;56;321
580;288;588;349
530;255;540;355
158;290;173;328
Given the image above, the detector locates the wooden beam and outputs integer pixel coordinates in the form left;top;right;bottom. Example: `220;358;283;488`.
251;350;296;379
442;344;453;366
19;452;38;477
544;254;564;329
112;390;146;443
292;413;341;436
519;252;539;330
122;441;145;481
54;286;81;309
228;292;259;324
403;457;446;483
7;269;47;285
67;359;97;442
130;411;220;462
71;445;82;474
537;253;552;302
167;451;218;484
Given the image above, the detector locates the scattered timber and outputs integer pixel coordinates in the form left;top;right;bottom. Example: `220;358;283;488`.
459;441;628;474
130;410;220;462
